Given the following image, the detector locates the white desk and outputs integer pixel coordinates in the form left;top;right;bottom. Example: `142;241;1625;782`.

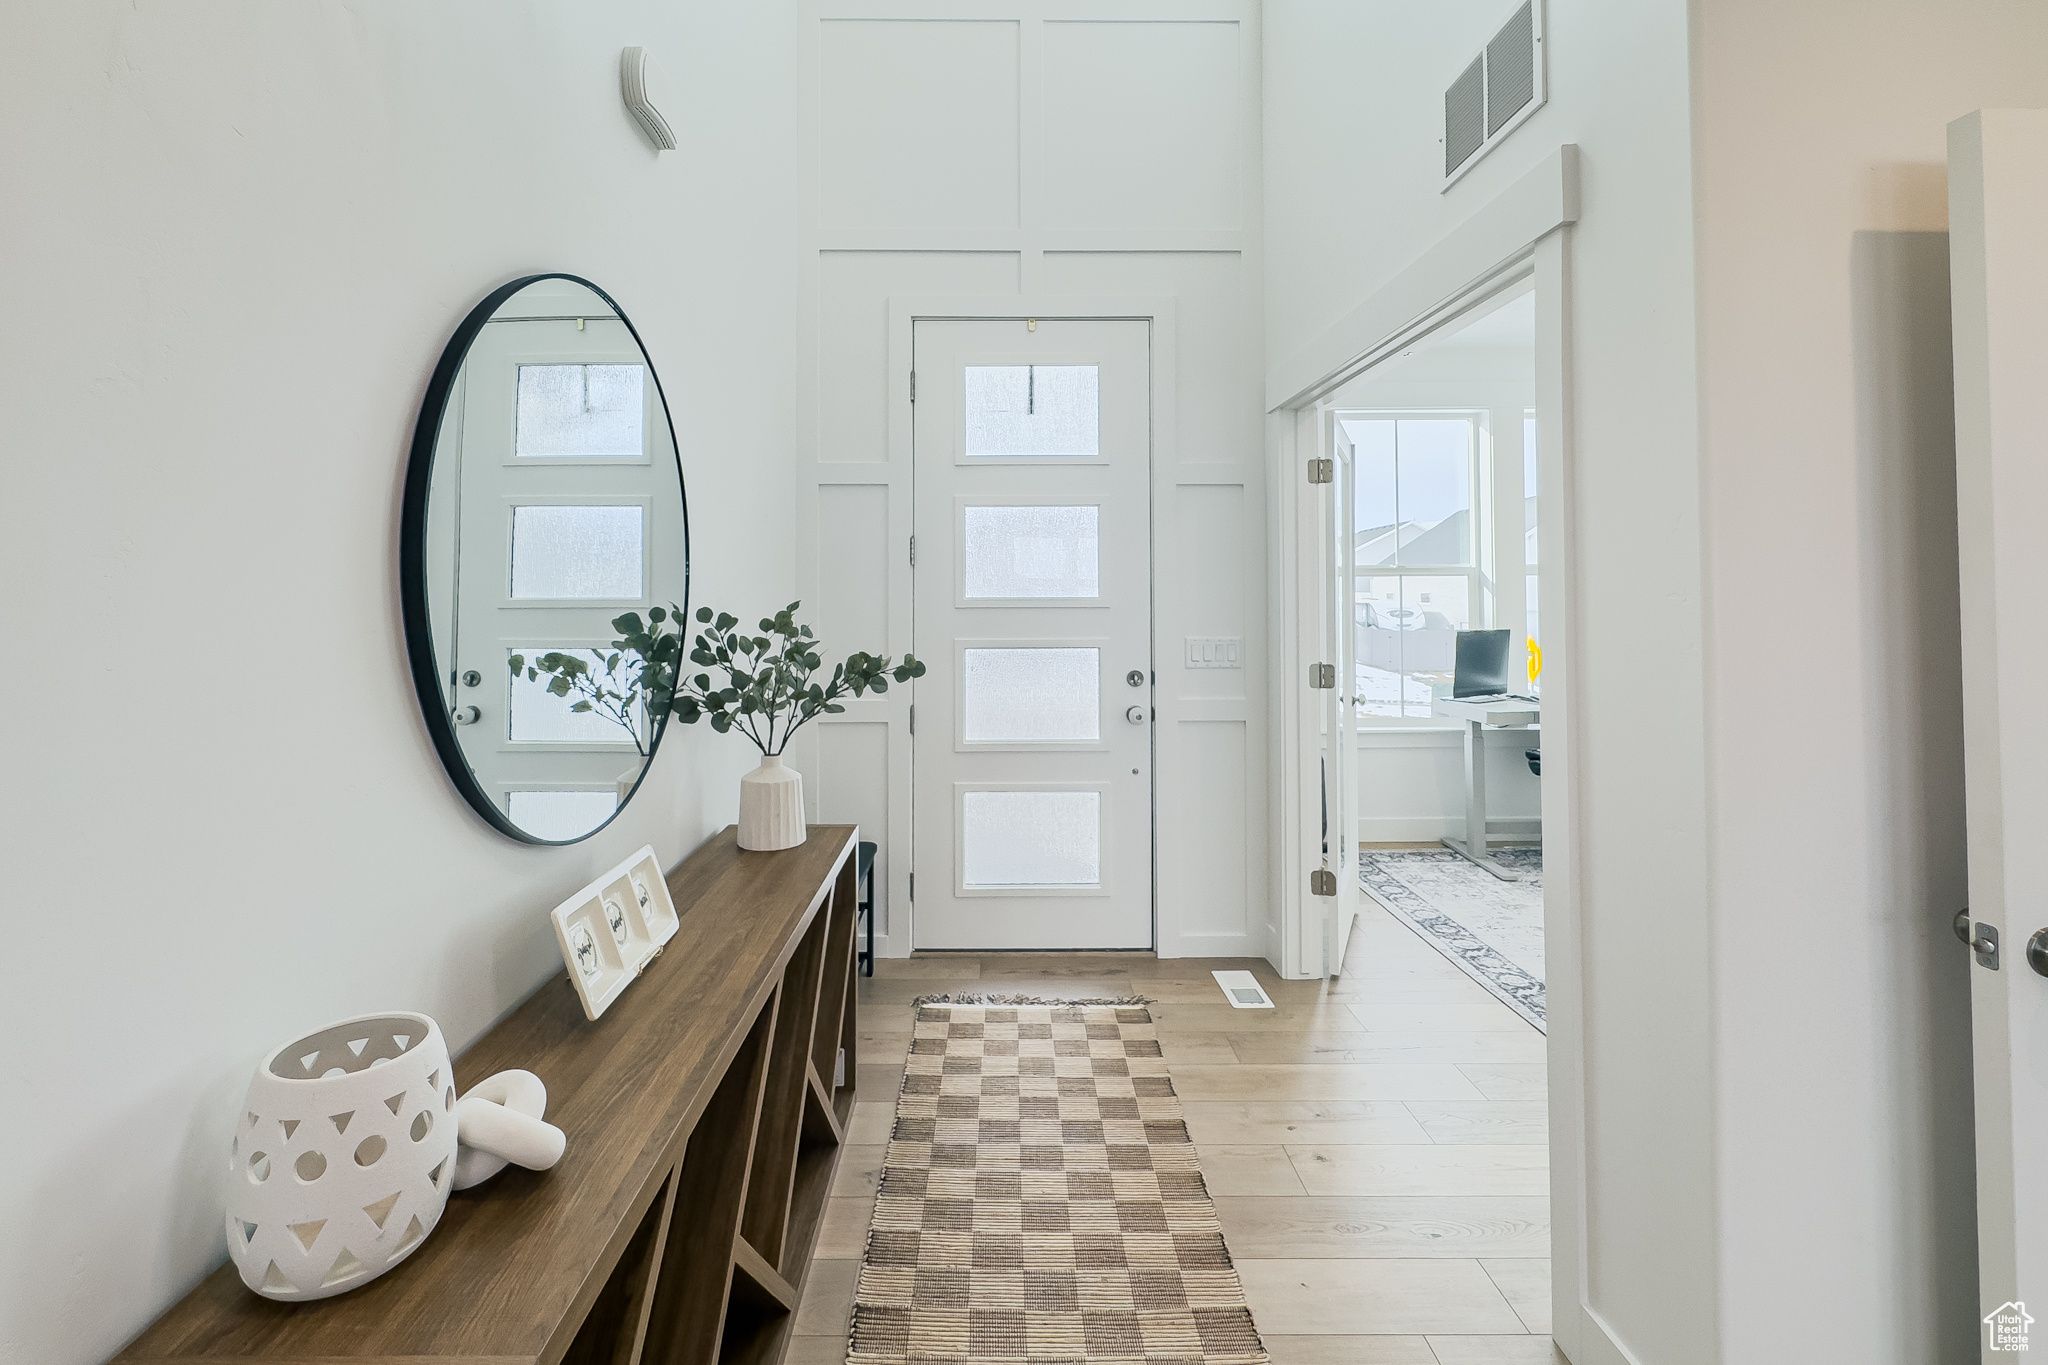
1431;696;1541;880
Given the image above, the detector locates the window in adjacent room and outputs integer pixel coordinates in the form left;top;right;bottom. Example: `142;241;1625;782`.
1349;415;1480;719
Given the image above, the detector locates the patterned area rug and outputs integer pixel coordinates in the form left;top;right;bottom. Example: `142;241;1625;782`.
1358;847;1546;1031
850;1002;1269;1365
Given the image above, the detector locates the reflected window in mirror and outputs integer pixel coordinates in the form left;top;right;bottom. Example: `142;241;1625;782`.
515;364;647;459
509;505;646;600
508;790;621;843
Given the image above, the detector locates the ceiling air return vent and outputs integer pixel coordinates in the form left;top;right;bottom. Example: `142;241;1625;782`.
1443;0;1546;189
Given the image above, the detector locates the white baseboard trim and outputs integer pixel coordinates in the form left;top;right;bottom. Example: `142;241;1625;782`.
872;931;1262;961
1565;1304;1647;1365
1156;934;1262;961
1358;816;1542;843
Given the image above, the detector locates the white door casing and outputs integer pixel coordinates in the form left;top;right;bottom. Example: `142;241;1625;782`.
1951;107;2048;1351
910;318;1154;950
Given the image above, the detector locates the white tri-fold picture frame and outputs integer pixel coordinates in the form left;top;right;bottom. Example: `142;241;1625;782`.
548;845;679;1020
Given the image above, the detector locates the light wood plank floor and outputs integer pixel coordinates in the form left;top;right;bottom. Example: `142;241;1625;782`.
791;903;1563;1365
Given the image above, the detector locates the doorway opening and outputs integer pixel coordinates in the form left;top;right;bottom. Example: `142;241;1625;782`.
1326;285;1546;1029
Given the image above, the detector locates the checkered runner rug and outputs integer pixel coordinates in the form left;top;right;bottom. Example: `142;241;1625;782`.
848;1003;1270;1365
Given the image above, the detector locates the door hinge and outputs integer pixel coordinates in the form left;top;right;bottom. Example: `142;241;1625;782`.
908;704;914;736
1309;662;1336;689
1309;867;1337;897
908;872;914;901
909;371;916;402
1306;457;1334;485
909;535;916;567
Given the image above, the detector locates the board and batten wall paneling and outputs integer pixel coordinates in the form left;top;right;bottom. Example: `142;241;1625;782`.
818;19;1022;231
797;2;1266;958
816;722;892;932
1169;721;1252;938
809;485;894;932
1040;21;1242;230
816;252;1023;463
816;483;891;646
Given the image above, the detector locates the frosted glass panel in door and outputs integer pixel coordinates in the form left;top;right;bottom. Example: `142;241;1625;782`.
508;648;644;743
507;790;617;841
515;364;646;457
963;365;1099;457
961;790;1101;887
510;505;645;599
963;505;1100;598
963;647;1100;742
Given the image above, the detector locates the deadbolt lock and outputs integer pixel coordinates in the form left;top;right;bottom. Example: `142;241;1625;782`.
1126;669;1146;688
461;669;482;688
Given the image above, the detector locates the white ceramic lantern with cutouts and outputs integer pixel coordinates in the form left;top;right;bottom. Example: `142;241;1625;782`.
225;1011;458;1300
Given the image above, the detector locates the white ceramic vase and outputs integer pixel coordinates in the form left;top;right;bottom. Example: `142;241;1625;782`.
225;1012;459;1301
738;753;806;851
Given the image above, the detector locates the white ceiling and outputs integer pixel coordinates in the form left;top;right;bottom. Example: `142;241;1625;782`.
1429;289;1535;350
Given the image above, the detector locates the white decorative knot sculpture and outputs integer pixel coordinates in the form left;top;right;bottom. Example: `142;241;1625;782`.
226;1012;458;1301
452;1069;566;1190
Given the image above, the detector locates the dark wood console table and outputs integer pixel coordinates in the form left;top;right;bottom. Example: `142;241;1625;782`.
116;825;862;1365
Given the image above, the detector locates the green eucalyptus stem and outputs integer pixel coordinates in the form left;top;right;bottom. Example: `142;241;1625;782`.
509;605;688;757
667;601;924;756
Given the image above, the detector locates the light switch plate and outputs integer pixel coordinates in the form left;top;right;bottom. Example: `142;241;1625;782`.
1185;636;1242;669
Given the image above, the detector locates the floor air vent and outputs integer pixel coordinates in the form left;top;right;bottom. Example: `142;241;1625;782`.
1212;970;1275;1010
1443;0;1545;187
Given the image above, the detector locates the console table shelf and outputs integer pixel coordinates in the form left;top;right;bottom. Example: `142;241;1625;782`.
115;825;862;1365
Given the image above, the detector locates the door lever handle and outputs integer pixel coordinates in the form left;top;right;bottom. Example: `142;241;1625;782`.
452;705;481;726
2028;929;2048;979
1124;705;1148;725
1954;908;1973;945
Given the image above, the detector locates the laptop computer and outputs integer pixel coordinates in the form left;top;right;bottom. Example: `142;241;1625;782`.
1452;628;1523;700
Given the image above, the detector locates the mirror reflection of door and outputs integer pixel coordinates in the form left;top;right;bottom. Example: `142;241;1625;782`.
422;282;683;841
909;318;1153;950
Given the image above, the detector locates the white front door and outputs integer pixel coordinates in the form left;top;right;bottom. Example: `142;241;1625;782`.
448;306;676;837
1951;108;2048;1357
909;318;1153;950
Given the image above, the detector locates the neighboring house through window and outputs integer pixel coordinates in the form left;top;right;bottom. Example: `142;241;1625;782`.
1343;410;1538;723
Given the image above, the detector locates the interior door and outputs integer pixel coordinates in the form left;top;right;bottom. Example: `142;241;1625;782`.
1322;415;1361;976
909;318;1153;950
1951;108;2048;1353
447;306;674;838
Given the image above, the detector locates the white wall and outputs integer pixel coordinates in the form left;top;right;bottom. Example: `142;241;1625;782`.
0;5;801;1361
1356;732;1541;844
1694;4;2048;1360
1268;1;1713;1360
791;1;1269;960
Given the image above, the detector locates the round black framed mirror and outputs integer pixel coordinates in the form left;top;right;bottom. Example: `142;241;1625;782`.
401;275;689;844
